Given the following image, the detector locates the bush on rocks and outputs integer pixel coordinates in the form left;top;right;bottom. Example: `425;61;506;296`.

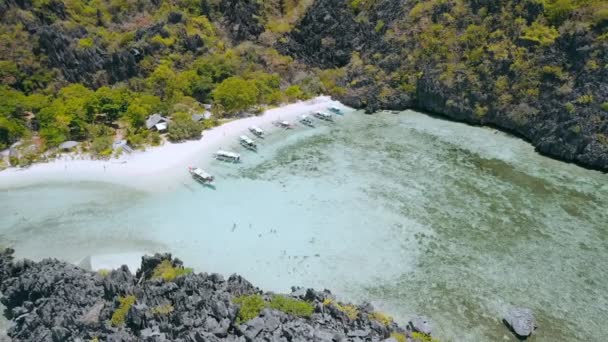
110;295;136;327
323;298;359;320
233;294;266;323
370;311;393;326
268;295;314;318
151;260;193;281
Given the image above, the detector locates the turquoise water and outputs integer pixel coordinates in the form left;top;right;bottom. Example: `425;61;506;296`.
1;110;607;341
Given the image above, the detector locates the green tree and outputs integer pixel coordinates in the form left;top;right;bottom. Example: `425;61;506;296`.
284;85;304;101
168;112;203;142
147;64;187;101
213;77;259;114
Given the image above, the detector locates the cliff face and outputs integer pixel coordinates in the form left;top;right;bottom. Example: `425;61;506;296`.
280;0;608;171
0;249;417;342
0;0;606;170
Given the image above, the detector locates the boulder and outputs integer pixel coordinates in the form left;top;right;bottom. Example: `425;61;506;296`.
504;308;537;338
408;316;432;335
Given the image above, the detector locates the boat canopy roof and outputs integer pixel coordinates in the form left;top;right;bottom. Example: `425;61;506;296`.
216;150;240;158
240;135;255;144
316;111;331;117
281;121;290;125
250;126;264;133
191;168;213;179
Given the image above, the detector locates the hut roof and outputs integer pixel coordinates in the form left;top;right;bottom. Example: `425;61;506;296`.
59;141;79;149
191;114;204;122
145;114;168;129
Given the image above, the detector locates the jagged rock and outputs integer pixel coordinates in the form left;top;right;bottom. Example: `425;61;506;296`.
219;0;264;42
77;301;104;327
504;308;537;338
0;249;412;341
409;316;432;335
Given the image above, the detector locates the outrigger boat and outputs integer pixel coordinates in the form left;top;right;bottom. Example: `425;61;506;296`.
329;106;343;115
314;111;334;122
188;166;215;186
249;126;265;138
299;115;315;128
239;135;257;151
214;150;241;163
273;120;293;129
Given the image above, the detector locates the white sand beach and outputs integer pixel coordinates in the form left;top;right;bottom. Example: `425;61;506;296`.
0;96;345;191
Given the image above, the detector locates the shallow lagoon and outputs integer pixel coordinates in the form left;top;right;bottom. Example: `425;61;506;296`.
1;110;607;341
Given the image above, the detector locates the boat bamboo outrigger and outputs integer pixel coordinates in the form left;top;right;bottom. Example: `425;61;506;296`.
249;126;265;138
214;150;241;163
188;166;215;185
314;111;334;122
239;135;257;151
299;115;315;128
329;106;343;115
273;120;293;129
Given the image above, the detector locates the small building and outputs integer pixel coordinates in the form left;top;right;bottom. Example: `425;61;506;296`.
191;111;212;123
145;114;169;132
112;140;133;153
191;114;205;122
58;141;79;151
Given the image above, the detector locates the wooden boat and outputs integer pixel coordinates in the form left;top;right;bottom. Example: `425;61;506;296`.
239;135;257;151
214;150;241;163
188;167;215;185
273;120;294;129
314;111;334;122
299;115;315;128
249;126;265;138
329;106;343;115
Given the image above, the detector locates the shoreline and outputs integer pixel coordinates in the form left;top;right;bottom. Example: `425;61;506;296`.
0;96;344;191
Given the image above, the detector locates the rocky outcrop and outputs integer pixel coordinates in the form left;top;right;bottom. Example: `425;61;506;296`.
282;0;608;172
277;0;394;68
0;249;424;341
218;0;265;42
503;308;537;339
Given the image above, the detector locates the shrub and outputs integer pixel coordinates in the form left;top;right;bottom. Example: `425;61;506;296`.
565;102;575;113
268;295;314;318
151;260;193;281
601;102;608;112
91;135;113;157
233;294;265;323
98;269;110;277
576;94;594;104
151;304;174;315
78;37;94;49
111;295;136;326
370;311;393;326
323;298;359;320
390;332;406;342
411;331;441;342
521;21;559;46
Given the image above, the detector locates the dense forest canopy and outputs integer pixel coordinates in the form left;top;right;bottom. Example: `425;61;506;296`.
0;0;607;170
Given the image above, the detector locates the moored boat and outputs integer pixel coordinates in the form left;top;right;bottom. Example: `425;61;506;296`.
329;106;343;115
299;115;315;128
239;135;257;151
314;111;334;122
214;150;241;163
249;126;265;138
188;166;215;185
273;120;294;129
